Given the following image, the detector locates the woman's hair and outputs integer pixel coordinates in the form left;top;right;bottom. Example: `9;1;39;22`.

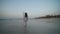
25;12;28;17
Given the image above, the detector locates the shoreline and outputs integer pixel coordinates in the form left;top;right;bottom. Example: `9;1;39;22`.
35;15;60;19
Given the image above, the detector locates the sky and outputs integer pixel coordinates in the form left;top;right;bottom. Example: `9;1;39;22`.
0;0;60;19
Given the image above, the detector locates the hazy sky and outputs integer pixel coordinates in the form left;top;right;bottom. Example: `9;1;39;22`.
0;0;60;19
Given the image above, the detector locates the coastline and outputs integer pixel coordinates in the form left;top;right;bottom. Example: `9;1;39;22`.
35;15;60;19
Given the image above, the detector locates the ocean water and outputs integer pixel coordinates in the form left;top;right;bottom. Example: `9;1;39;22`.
0;18;60;34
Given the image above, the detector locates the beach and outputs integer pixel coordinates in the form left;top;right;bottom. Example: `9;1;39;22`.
0;18;60;34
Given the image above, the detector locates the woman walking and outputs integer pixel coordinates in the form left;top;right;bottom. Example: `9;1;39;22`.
23;12;28;34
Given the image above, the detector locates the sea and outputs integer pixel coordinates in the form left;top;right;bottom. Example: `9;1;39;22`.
0;18;60;34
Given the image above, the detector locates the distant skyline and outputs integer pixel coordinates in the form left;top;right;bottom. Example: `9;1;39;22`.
0;0;60;19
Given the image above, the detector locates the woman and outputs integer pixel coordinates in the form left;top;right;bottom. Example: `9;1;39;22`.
24;12;28;22
23;12;28;34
